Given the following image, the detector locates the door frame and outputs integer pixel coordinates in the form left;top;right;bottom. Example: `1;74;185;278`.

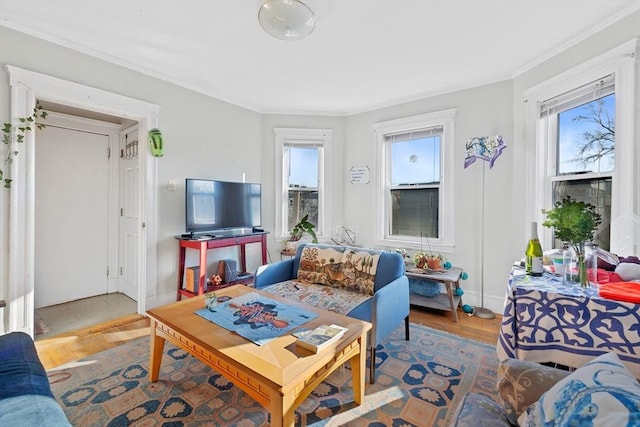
5;65;160;335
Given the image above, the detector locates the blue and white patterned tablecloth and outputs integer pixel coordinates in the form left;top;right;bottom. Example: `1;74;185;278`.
497;266;640;378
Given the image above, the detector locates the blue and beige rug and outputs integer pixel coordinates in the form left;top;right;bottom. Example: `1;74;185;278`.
48;323;499;426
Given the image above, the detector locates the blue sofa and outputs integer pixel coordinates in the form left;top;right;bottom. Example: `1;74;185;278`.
254;242;410;383
0;332;71;426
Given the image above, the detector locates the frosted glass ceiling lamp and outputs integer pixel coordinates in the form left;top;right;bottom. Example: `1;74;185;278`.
258;0;315;41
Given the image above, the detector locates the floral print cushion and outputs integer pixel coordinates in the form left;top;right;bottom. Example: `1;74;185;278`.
518;352;640;426
296;244;380;296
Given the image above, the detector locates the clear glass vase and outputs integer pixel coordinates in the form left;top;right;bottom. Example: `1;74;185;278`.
577;253;588;288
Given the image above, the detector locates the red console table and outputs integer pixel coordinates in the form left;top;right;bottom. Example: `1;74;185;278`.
176;232;268;300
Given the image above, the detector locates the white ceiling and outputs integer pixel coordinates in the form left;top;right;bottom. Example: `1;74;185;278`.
1;0;639;116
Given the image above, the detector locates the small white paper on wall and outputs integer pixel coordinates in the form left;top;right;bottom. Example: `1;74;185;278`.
350;166;370;184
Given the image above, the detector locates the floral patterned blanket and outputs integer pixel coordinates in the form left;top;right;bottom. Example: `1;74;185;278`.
261;280;371;315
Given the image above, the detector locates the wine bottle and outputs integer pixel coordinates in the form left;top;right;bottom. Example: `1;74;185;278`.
525;222;544;276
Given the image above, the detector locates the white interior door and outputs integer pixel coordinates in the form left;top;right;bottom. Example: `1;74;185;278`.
34;123;110;308
118;125;139;301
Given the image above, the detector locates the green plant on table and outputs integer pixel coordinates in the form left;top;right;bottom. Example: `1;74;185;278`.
2;103;47;188
289;214;318;243
413;252;445;269
542;196;602;287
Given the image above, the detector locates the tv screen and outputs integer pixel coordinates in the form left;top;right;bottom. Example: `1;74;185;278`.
185;179;262;233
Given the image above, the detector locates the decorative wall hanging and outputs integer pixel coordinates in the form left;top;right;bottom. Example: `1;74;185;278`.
464;135;506;169
148;128;164;157
464;135;507;319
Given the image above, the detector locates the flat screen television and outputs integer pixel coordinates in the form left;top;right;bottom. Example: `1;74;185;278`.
185;179;262;234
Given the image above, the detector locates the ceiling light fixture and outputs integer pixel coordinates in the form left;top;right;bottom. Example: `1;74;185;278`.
258;0;316;41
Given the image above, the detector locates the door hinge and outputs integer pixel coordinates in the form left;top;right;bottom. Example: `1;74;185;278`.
107;147;111;160
120;208;123;216
120;267;123;276
107;266;110;277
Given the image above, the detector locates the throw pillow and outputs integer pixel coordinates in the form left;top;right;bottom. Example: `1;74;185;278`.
518;352;640;426
497;358;571;425
450;393;512;427
297;244;380;295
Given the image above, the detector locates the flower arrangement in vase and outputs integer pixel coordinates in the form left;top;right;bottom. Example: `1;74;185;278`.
542;196;602;287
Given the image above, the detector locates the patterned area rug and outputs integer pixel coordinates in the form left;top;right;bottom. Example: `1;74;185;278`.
48;323;499;426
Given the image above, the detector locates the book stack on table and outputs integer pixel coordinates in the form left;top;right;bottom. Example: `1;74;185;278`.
293;324;348;353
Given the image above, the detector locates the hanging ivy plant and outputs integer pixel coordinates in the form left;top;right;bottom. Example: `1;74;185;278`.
1;103;47;188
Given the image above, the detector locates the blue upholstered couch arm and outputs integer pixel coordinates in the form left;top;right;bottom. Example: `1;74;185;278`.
254;259;295;288
0;332;71;426
370;275;410;345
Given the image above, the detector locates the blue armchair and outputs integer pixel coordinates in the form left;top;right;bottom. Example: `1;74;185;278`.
254;243;410;383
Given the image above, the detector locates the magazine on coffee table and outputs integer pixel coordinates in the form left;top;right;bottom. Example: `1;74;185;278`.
294;324;349;353
195;292;318;346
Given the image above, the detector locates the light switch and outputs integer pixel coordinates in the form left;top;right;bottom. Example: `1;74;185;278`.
167;180;176;191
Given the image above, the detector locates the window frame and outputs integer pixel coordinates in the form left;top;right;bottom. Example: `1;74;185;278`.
373;109;456;252
274;127;332;242
524;38;639;254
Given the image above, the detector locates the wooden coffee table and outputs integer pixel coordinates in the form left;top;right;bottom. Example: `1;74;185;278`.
146;285;371;426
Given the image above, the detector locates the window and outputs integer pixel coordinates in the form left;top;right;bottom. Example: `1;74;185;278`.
287;145;319;231
526;38;638;255
374;109;456;251
274;128;332;241
541;75;615;249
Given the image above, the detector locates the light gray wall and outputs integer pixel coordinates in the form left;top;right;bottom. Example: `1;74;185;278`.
344;81;515;313
0;27;262;313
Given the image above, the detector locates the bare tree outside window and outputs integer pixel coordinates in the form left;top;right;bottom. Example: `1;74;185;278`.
554;92;615;249
572;96;615;170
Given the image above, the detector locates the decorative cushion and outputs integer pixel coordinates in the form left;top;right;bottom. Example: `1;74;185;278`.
450;393;512;427
497;358;571;425
296;244;381;296
518;352;640;426
408;277;441;297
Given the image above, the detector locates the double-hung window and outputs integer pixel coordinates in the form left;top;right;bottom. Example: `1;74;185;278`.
527;38;638;254
374;109;456;251
541;75;615;249
274;128;332;241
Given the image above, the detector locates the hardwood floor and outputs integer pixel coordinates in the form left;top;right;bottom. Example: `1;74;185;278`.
36;305;501;371
36;314;150;370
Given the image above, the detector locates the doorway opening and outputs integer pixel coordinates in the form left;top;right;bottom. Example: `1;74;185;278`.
32;104;139;339
5;65;160;336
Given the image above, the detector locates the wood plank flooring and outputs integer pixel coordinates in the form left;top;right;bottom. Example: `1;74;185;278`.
36;305;501;371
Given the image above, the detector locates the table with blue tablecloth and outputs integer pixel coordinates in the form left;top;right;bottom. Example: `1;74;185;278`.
497;266;640;378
